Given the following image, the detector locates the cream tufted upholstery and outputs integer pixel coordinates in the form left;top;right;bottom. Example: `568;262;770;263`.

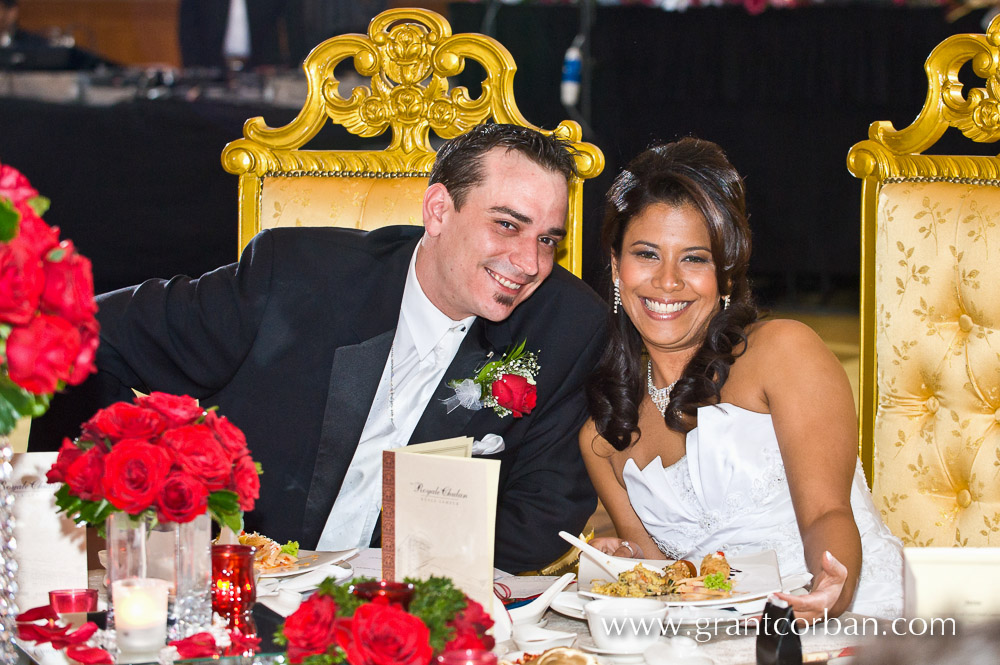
221;8;603;275
848;17;1000;547
258;176;425;232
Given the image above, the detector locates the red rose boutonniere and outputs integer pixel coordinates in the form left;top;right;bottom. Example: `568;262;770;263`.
445;340;539;419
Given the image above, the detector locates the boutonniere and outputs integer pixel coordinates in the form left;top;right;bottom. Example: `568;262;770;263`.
444;340;539;418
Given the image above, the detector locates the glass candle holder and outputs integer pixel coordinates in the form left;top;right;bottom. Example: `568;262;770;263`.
211;544;256;639
350;580;415;609
49;589;98;629
435;648;499;665
112;578;169;662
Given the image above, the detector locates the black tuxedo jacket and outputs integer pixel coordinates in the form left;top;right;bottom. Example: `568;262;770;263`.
31;226;608;573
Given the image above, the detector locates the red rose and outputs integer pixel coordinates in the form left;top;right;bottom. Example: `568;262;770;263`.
283;593;340;664
67;317;99;386
64;446;107;502
12;209;60;259
40;240;97;325
490;374;537;418
84;402;166;442
101;439;172;514
0;164;38;205
6;313;81;394
160;424;232;491
168;632;218;659
0;242;44;326
46;438;84;484
135;392;203;427
445;599;495;652
232;454;259;511
205;411;249;460
156;471;209;523
338;602;432;665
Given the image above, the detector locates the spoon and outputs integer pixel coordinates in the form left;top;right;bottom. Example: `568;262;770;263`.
507;572;576;625
558;531;632;580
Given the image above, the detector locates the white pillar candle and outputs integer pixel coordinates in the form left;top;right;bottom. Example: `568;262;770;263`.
112;578;169;661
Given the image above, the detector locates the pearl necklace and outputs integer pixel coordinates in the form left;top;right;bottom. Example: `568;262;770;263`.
646;359;677;417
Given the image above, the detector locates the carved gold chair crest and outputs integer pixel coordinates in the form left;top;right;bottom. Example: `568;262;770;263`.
848;16;1000;547
221;8;604;276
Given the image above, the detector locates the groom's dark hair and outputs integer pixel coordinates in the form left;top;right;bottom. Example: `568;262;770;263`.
429;123;578;210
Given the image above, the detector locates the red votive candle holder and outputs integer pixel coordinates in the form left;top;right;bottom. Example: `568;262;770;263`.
211;544;256;639
49;588;98;614
350;580;415;609
434;649;498;665
49;588;99;630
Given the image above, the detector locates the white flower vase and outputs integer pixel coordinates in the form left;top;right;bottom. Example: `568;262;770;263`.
106;512;212;641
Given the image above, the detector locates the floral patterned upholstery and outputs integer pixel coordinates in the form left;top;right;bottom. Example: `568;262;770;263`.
848;15;1000;547
871;180;1000;546
221;8;603;275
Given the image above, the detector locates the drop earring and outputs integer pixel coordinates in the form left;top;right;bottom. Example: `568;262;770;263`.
613;279;621;314
722;294;731;310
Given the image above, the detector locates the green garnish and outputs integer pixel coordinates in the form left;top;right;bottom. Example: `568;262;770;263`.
280;540;299;556
703;572;732;591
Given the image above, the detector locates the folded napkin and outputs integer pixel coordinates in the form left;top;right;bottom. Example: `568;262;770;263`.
258;563;352;596
257;589;303;617
256;562;353;617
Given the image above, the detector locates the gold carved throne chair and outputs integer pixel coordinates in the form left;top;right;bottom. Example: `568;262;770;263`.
220;8;604;276
848;16;1000;547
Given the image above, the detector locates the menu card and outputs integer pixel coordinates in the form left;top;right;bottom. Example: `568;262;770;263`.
4;453;87;609
382;437;500;610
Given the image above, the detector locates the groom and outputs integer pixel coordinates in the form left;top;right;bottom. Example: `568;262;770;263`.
30;124;608;573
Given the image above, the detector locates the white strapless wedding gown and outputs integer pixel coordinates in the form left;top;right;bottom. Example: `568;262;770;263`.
623;403;903;619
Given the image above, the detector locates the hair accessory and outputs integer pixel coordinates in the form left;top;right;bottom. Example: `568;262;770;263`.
613;279;621;314
647;359;678;417
722;294;730;310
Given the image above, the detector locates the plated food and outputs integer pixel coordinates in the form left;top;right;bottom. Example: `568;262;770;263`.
590;551;734;600
500;647;599;665
237;531;301;573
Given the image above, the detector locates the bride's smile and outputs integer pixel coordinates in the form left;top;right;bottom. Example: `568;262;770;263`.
614;201;719;355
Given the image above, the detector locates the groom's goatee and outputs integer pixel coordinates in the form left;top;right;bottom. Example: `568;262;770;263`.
494;293;516;308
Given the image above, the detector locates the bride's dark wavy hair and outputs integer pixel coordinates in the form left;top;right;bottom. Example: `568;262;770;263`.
586;137;758;450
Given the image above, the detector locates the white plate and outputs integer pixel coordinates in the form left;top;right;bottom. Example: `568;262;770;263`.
549;591;587;620
578;550;782;608
577;637;651;660
258;550;355;579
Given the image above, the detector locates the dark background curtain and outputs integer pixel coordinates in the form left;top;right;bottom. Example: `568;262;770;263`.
0;5;992;305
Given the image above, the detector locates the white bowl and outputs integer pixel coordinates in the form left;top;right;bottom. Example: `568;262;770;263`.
584;598;669;653
512;624;577;651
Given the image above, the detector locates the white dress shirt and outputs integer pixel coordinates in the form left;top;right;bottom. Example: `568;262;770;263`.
316;245;475;550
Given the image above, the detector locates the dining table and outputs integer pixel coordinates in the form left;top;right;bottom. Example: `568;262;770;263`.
15;548;879;665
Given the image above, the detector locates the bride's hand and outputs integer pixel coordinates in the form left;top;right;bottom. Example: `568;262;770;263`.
773;551;848;623
588;537;643;558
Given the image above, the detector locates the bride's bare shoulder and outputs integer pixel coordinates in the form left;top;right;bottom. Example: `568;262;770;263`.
578;418;618;458
744;318;829;358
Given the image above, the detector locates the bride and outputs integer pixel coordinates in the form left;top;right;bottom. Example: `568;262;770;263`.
580;138;902;620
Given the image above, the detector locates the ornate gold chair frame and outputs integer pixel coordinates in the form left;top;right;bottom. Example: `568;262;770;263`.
848;17;1000;545
221;8;604;276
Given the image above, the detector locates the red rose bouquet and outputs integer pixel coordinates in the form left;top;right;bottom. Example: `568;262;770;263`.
0;162;98;435
47;392;262;532
277;577;494;665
